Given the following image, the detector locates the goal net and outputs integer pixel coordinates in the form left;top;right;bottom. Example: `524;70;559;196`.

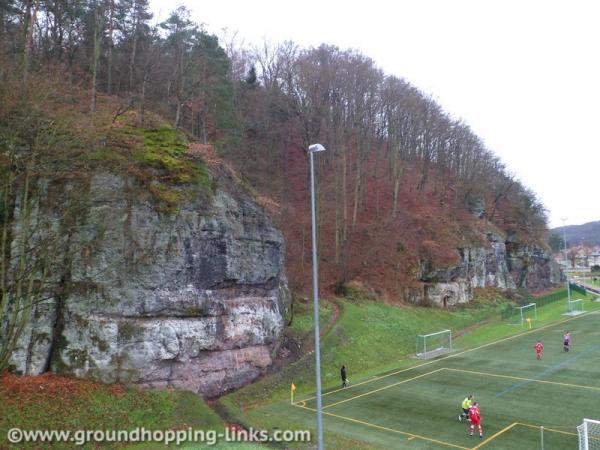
565;299;585;316
509;303;537;326
578;418;600;449
416;329;452;359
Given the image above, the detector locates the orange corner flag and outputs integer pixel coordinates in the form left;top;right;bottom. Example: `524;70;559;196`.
291;383;296;391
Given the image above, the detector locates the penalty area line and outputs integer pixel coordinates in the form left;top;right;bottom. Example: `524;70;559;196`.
444;367;600;392
293;401;468;449
322;410;470;450
322;367;445;410
471;422;519;450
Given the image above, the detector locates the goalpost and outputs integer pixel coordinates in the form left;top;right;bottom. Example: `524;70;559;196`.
578;418;600;449
509;303;537;326
416;329;452;359
565;298;585;316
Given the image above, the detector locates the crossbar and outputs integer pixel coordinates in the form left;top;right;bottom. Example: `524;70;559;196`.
418;329;451;339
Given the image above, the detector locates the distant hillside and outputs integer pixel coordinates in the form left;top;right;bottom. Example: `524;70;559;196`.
551;221;600;247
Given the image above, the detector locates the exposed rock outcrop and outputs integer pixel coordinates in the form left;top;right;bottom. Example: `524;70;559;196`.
420;230;562;306
8;172;290;398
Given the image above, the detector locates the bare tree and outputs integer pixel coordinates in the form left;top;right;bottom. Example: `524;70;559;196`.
89;0;102;113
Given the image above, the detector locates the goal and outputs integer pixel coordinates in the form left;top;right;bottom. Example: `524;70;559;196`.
416;329;452;359
578;418;600;449
565;298;585;316
509;303;537;326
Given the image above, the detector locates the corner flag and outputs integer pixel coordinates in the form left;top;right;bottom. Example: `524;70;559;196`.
291;383;296;404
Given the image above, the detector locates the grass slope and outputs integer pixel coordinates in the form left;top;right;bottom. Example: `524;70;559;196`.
0;373;223;449
227;297;504;409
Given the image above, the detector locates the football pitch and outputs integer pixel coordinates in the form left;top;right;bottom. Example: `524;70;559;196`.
289;310;600;449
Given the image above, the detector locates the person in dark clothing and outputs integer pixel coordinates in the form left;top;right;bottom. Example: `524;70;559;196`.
341;365;348;387
563;331;571;352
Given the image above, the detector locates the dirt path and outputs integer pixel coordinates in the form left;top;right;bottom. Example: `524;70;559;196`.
321;299;341;336
453;318;492;339
211;298;342;419
301;298;341;354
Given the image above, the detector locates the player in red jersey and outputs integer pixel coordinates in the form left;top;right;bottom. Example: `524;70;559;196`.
468;403;483;438
535;340;544;360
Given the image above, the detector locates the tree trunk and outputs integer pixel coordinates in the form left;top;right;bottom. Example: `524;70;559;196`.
106;0;114;94
173;44;185;129
138;71;148;127
418;155;430;193
342;149;348;242
174;103;182;129
373;143;381;219
352;147;361;226
129;15;139;95
23;0;36;82
0;168;35;372
391;148;403;219
201;104;208;143
0;5;5;51
392;176;400;219
334;157;341;265
90;3;101;113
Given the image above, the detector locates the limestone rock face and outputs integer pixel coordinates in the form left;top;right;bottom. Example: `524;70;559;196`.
419;230;562;306
8;172;290;398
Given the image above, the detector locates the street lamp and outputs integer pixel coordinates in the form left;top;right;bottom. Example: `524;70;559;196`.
308;142;325;450
561;218;572;306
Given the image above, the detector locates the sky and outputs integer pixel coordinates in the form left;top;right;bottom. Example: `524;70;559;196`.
150;0;599;229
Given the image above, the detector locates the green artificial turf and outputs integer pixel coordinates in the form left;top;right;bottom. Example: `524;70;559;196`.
220;290;600;449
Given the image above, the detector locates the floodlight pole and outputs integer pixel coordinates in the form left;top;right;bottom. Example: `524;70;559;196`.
561;218;572;304
308;143;325;450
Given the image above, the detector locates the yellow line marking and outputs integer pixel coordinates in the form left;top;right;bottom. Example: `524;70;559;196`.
407;436;415;441
445;367;600;392
471;422;519;449
516;422;578;437
299;359;441;403
294;403;316;412
322;410;470;449
297;310;596;404
470;421;580;449
293;401;468;449
322;368;446;410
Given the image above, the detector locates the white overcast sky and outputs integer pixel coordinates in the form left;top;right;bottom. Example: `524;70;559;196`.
150;0;599;229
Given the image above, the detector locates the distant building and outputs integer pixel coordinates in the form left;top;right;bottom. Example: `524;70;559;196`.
555;255;571;269
574;249;588;268
555;246;600;270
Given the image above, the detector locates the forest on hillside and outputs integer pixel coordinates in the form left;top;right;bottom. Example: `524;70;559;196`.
0;1;548;296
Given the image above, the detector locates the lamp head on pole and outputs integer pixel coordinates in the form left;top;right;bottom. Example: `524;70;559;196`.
308;143;326;153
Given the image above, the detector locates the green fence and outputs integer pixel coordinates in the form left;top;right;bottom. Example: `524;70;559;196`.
501;287;571;320
570;283;587;296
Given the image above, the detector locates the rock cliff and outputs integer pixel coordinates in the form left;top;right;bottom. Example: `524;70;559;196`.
419;230;563;306
8;170;290;398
